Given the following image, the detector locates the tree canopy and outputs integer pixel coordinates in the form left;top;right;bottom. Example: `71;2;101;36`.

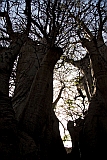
0;0;107;142
0;0;107;159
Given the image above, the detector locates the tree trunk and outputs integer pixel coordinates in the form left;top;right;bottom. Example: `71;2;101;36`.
0;34;27;159
12;40;67;159
79;38;107;159
79;91;107;159
12;38;46;121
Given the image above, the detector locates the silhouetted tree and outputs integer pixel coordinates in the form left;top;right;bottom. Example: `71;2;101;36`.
0;0;107;160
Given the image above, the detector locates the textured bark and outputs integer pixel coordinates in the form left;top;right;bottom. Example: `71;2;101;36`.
67;37;107;159
79;38;107;159
19;46;67;159
0;34;27;159
12;41;66;159
20;46;62;133
12;38;46;121
80;91;107;159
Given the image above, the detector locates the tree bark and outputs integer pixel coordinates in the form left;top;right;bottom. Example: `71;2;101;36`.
79;38;107;159
12;38;46;121
20;46;66;159
0;34;27;159
12;41;66;159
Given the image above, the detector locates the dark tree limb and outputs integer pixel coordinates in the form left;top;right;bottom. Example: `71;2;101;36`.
69;14;94;40
0;11;14;38
31;18;47;38
52;84;65;109
25;0;32;35
97;0;107;41
21;46;63;139
44;0;50;33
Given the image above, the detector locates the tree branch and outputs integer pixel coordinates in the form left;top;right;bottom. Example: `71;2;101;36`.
0;11;14;38
97;0;104;40
44;0;50;33
31;18;47;38
47;0;60;46
0;37;10;41
69;14;94;40
97;0;102;23
20;47;63;137
0;33;27;74
0;28;8;34
25;0;32;35
52;84;65;109
65;52;89;68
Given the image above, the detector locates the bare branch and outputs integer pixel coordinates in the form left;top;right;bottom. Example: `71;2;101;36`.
52;84;65;109
97;0;102;23
44;0;50;33
0;28;7;34
0;33;27;75
102;16;107;26
25;0;32;35
31;18;47;38
97;0;104;40
0;11;14;38
0;37;10;41
69;14;94;40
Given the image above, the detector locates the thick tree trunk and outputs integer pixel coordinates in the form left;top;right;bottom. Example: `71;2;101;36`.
12;41;67;159
80;91;107;159
20;46;66;159
0;34;27;159
79;38;107;159
12;38;46;121
20;47;61;134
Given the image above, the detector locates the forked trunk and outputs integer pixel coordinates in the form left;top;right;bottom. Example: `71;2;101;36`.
12;41;67;159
